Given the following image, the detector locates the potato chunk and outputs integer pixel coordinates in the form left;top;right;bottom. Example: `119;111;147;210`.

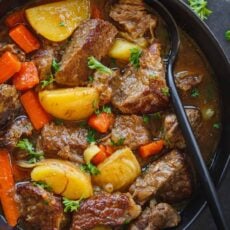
26;0;90;42
109;38;141;61
39;87;99;121
31;159;93;199
93;148;141;192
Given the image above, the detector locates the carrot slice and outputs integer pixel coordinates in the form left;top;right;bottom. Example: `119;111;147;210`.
13;62;39;90
5;10;25;28
88;113;114;133
0;51;21;84
91;145;107;165
139;140;164;158
91;4;103;19
9;24;40;53
0;149;19;227
20;90;52;130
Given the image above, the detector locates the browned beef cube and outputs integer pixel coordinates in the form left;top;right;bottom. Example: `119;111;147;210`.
71;193;141;230
111;115;151;150
110;0;157;40
16;182;66;230
111;43;169;114
40;123;88;163
0;84;20;128
175;71;203;91
129;201;181;230
162;108;201;149
129;150;192;204
4;116;33;149
55;19;118;86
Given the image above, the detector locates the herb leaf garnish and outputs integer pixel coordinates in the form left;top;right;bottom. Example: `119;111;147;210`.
40;74;55;89
88;56;112;75
63;197;83;213
129;47;142;69
110;138;125;146
80;163;100;176
188;0;212;20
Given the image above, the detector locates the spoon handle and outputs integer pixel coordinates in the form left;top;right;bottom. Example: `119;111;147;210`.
167;63;228;230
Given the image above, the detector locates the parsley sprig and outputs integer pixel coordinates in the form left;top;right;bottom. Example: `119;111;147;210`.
52;59;60;73
129;47;142;69
225;30;230;41
188;0;212;20
33;181;52;192
88;56;112;75
110;138;125;146
62;197;83;213
80;163;100;176
191;88;199;97
16;139;44;163
95;105;112;115
87;128;96;143
40;74;55;89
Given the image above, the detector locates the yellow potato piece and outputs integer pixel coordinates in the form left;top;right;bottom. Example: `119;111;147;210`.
109;38;141;61
83;144;101;163
39;87;99;121
93;148;141;192
25;0;90;42
31;159;93;199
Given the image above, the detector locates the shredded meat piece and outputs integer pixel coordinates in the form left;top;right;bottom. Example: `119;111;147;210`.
0;84;21;128
71;192;141;230
16;182;67;230
110;0;157;40
163;108;202;149
40;123;88;163
4;116;33;149
111;43;169;114
111;115;151;150
129;201;181;230
129;150;192;204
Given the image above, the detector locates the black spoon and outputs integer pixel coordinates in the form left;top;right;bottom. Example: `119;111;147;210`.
145;0;228;229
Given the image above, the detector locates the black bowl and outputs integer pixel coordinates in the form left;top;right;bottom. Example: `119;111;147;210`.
0;0;230;229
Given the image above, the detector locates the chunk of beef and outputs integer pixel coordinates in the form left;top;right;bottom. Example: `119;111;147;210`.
129;150;192;204
4;116;33;149
91;70;117;106
112;43;169;114
0;84;21;127
16;182;66;230
175;71;203;91
55;19;118;86
111;115;151;150
71;193;141;230
40;123;88;163
130;201;181;230
163;108;201;149
110;0;157;41
0;43;25;61
32;47;54;80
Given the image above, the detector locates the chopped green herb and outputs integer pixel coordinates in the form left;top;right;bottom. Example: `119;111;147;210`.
95;105;112;115
88;75;94;83
152;112;162;120
16;139;44;163
213;123;221;129
33;181;52;192
191;88;199;97
52;59;60;73
79;121;88;128
143;115;150;124
225;30;230;41
80;163;100;176
54;118;64;126
59;21;66;27
161;87;170;96
187;0;212;20
110;138;125;146
88;56;112;75
92;99;99;112
40;74;55;88
62;197;83;213
124;220;130;225
129;47;142;69
87;128;96;143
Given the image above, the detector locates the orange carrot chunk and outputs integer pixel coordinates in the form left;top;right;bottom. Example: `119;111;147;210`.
13;62;39;90
139;140;164;158
9;24;40;53
0;51;21;84
5;10;25;28
0;149;19;227
91;4;103;19
91;145;108;165
20;90;52;130
88;112;114;133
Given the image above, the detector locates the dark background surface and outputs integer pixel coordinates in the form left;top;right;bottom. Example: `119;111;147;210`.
182;0;230;229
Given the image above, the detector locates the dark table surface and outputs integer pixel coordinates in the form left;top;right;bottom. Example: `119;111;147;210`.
182;0;230;229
